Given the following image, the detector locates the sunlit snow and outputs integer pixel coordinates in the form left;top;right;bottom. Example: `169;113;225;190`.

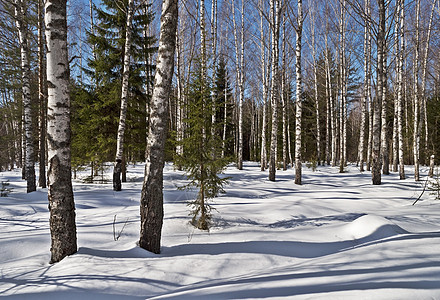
1;162;440;299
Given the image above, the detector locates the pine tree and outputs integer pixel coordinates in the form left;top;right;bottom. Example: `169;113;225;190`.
175;62;230;230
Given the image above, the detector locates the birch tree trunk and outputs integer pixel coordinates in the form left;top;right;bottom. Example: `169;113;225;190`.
324;32;336;168
175;31;184;165
232;0;244;170
45;0;77;263
338;0;346;173
139;0;177;254
413;0;421;181
210;0;217;139
397;0;405;179
324;17;331;166
381;30;389;175
294;0;303;185
420;0;436;163
359;0;370;172
38;0;46;188
372;0;385;185
15;0;36;193
366;87;373;171
392;0;400;173
268;0;280;181
113;0;134;191
222;72;228;158
259;0;268;171
281;17;287;171
310;3;321;166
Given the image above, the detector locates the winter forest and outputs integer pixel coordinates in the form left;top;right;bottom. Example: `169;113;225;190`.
1;0;440;298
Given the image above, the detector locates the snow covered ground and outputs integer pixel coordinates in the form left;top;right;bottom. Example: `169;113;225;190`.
1;162;440;299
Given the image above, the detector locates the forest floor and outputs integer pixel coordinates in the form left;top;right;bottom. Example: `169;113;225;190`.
1;162;440;299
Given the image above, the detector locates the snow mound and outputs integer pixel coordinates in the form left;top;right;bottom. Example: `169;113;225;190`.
341;215;408;242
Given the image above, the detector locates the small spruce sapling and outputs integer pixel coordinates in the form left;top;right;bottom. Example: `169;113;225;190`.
175;62;230;230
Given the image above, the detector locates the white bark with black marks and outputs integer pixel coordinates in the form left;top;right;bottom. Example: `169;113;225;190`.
45;0;77;263
232;0;244;170
38;0;46;188
139;0;178;254
268;0;280;182
359;0;370;172
413;0;421;181
15;0;35;193
294;0;303;185
114;0;134;191
372;0;385;185
397;0;405;180
259;0;268;171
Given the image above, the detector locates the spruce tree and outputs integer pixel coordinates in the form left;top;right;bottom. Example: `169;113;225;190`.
213;57;234;158
72;0;155;170
175;62;230;230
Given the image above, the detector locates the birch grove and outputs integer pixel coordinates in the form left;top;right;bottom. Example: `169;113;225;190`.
1;0;440;209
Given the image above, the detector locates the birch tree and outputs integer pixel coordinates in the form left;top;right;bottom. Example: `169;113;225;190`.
310;2;321;166
113;0;134;191
231;0;244;170
358;0;370;172
281;16;288;170
45;0;77;263
38;0;46;188
338;0;347;173
268;0;280;182
259;0;269;171
420;0;436;162
397;0;405;179
139;0;178;254
175;23;184;163
15;0;35;193
413;0;421;181
210;0;217;139
380;8;389;175
372;0;385;185
294;0;303;185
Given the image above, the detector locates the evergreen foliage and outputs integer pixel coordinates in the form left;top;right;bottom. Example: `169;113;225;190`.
175;61;230;230
71;0;156;169
213;57;235;157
